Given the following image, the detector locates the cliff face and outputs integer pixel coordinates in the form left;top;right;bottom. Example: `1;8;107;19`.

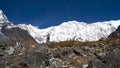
1;26;38;46
108;25;120;39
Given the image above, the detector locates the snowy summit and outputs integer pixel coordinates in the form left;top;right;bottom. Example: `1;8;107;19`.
18;20;120;43
0;10;9;23
1;9;120;43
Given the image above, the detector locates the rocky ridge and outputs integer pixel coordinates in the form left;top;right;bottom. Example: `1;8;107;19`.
108;25;120;38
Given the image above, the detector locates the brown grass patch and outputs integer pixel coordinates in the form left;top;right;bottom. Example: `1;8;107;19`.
48;38;120;48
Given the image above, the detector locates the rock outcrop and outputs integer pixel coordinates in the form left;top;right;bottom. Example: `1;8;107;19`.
108;25;120;38
1;26;38;47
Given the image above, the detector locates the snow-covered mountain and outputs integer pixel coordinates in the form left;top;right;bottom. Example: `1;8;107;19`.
0;10;8;23
0;10;12;26
0;9;120;43
17;20;120;43
0;10;13;35
0;10;37;46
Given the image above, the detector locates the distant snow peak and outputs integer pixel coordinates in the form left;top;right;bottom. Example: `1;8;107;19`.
0;10;3;14
0;9;120;43
0;9;12;27
0;10;8;22
18;20;120;43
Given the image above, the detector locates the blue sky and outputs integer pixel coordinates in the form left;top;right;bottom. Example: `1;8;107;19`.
0;0;120;28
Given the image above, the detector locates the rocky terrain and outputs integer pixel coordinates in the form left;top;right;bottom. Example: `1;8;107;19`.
0;26;120;68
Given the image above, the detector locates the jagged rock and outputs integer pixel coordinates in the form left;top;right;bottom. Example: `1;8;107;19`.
104;50;120;68
72;48;82;56
25;46;50;68
108;25;120;38
0;58;6;68
49;58;63;68
87;59;108;68
5;46;14;55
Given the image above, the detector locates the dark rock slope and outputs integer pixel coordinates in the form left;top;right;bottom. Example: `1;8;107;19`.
1;26;38;46
108;25;120;38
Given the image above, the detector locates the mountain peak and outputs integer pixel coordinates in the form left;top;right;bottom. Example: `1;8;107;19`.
18;20;120;43
0;10;12;27
0;10;120;43
60;21;87;26
0;10;8;22
0;10;3;14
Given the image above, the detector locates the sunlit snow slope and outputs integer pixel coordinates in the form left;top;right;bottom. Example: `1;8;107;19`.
0;10;13;34
18;20;120;43
0;9;120;43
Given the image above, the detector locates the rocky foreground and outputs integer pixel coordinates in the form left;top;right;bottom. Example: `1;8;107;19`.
0;25;120;68
0;39;120;68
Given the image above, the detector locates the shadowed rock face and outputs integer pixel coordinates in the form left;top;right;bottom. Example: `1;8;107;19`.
87;50;120;68
105;50;120;68
1;27;38;46
108;25;120;39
